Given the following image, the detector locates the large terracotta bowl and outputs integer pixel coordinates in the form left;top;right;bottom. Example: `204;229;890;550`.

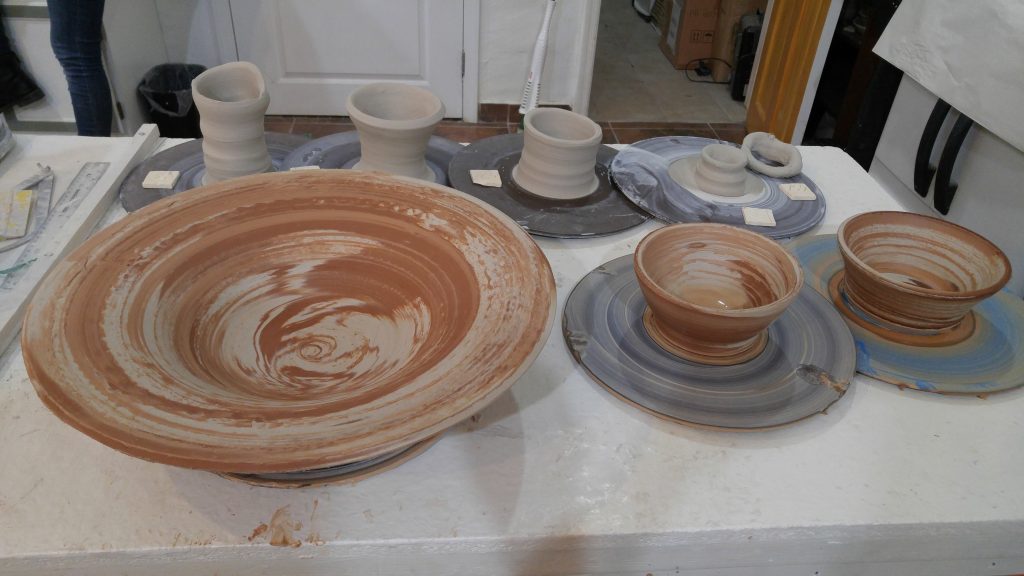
22;171;555;473
634;223;803;365
837;211;1011;334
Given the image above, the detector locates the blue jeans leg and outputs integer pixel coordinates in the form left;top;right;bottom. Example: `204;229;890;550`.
48;0;112;136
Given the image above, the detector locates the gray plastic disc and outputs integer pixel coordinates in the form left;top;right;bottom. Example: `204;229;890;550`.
610;136;825;239
120;132;309;212
563;254;855;430
448;133;649;238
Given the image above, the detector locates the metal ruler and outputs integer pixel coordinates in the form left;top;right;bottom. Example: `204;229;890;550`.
0;162;109;290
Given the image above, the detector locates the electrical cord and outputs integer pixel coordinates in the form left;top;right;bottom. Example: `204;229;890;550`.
683;58;733;84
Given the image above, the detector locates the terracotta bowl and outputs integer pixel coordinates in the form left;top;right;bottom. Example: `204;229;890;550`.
837;211;1011;334
634;223;804;365
22;171;555;474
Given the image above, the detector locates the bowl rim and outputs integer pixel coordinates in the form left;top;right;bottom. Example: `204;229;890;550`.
191;61;268;111
346;82;445;131
837;211;1012;301
633;223;804;317
523;107;602;149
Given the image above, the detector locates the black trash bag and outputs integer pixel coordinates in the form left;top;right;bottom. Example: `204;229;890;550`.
137;63;206;138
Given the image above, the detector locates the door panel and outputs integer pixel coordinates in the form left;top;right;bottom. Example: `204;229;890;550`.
746;0;831;142
231;0;464;117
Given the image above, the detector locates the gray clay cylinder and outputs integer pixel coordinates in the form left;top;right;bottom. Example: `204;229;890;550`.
347;83;445;182
691;143;748;197
512;108;602;200
192;62;273;185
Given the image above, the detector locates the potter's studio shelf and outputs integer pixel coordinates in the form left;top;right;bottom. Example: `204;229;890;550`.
2;139;1024;575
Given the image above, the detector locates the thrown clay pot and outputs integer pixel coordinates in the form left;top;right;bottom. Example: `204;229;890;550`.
192;61;272;184
669;143;748;197
511;108;602;200
347;83;445;182
742;132;802;178
22;171;555;474
634;223;804;365
837;211;1011;338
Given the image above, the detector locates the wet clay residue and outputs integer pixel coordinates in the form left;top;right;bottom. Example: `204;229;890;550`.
267;506;302;548
797;364;848;394
248;523;268;542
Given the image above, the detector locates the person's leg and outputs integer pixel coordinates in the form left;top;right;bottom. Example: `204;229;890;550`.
48;0;112;136
0;9;44;110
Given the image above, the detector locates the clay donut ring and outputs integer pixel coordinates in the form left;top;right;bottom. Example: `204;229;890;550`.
742;132;802;178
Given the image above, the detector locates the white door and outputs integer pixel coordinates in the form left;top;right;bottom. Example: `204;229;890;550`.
230;0;464;117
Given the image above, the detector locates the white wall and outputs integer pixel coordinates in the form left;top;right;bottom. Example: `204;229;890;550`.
478;0;595;107
154;0;234;68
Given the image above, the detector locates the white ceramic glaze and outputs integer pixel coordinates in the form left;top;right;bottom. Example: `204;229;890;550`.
192;62;273;185
346;83;445;182
512;108;602;200
673;143;748;198
742;132;802;178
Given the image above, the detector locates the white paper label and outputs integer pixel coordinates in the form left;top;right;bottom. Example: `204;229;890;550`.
780;182;816;201
742;207;777;227
289;165;321;171
470;169;502;188
142;171;180;189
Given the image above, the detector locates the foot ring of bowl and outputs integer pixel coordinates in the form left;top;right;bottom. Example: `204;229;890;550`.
642;308;769;366
828;271;976;348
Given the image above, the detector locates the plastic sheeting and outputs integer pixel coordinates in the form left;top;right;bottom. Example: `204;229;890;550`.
874;0;1024;152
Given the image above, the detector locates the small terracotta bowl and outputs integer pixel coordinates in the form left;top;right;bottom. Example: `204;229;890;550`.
634;223;804;365
837;211;1011;334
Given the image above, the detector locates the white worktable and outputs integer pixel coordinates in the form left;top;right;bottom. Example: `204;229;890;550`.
1;136;1023;576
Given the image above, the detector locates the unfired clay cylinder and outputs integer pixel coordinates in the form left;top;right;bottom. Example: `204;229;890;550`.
691;143;748;197
512;108;602;200
347;83;445;182
742;132;802;178
192;62;273;185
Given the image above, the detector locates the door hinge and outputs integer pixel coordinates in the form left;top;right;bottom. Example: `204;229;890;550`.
115;101;125;120
461;50;466;77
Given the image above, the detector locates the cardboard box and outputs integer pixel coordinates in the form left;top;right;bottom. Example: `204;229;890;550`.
710;0;768;82
659;0;721;70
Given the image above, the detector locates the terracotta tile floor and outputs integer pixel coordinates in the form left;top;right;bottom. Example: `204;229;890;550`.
265;116;746;145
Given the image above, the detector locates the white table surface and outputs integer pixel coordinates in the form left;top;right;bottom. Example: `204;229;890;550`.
1;136;1023;576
